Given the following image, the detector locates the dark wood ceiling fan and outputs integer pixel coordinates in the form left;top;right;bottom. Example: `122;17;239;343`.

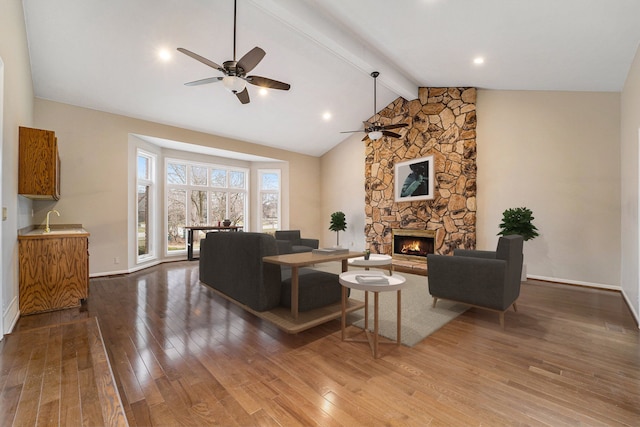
177;0;290;104
342;71;408;141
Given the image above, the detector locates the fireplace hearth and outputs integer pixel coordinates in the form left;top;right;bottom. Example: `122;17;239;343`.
392;229;435;262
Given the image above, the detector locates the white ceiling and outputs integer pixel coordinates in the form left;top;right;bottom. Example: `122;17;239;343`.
22;0;640;157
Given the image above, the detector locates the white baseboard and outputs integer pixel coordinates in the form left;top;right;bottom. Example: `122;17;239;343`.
526;275;621;291
89;258;168;278
3;296;20;335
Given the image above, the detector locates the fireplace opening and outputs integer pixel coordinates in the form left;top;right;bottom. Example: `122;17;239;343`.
392;229;435;262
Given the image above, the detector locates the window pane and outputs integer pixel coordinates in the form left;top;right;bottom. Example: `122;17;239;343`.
167;163;187;184
229;192;245;225
210;169;226;187
261;172;279;190
261;193;279;231
209;191;227;223
137;156;149;180
229;171;245;189
137;184;149;255
190;190;208;225
168;188;186;251
190;165;208;186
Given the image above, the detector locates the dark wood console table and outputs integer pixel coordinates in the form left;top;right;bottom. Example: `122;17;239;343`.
185;225;241;260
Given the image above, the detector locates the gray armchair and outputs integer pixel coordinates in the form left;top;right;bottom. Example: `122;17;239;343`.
274;230;319;254
426;235;524;328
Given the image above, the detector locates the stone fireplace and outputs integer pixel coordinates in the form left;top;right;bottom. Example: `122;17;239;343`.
365;87;477;265
392;229;435;262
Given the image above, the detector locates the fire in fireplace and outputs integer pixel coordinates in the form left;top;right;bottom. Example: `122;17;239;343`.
392;229;435;262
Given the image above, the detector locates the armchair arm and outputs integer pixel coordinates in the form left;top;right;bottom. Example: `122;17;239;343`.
427;254;511;310
300;238;319;249
453;249;496;259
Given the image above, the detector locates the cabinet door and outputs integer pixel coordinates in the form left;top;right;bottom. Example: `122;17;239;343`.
19;237;88;314
18;126;60;200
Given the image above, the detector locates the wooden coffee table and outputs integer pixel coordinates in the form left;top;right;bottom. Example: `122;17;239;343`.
263;250;363;319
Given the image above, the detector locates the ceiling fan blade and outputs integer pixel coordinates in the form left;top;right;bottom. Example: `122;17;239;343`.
177;48;225;73
246;75;291;90
382;131;401;138
235;87;250;104
383;123;409;130
184;77;223;86
237;47;265;74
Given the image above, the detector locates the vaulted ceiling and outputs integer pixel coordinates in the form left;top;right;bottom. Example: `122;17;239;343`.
22;0;640;156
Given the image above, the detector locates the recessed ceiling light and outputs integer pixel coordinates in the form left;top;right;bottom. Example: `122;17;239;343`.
259;88;268;96
158;49;172;61
322;112;332;121
473;57;485;65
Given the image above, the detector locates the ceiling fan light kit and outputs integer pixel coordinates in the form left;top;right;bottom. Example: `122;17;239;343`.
341;71;408;141
222;76;246;93
177;0;290;104
368;130;383;141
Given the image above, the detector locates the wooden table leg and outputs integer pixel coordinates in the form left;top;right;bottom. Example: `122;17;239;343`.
374;291;379;358
341;286;347;341
341;258;348;272
291;266;299;319
364;291;369;330
397;290;402;345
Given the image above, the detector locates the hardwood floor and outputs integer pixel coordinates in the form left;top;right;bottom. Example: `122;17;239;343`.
3;261;639;426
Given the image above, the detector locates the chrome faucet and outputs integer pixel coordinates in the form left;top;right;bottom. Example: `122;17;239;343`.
45;209;60;233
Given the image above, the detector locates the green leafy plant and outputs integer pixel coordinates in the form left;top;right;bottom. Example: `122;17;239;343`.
498;207;539;241
329;211;347;246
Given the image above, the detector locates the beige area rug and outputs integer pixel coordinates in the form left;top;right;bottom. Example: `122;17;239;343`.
311;262;468;347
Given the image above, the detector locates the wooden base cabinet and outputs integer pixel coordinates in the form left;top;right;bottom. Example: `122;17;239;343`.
19;234;89;315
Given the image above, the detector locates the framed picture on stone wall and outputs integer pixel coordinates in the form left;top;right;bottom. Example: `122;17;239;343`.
394;155;435;202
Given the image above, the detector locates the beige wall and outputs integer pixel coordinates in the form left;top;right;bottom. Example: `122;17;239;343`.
320;133;366;249
621;44;640;322
476;90;621;287
322;90;622;288
33;99;322;276
0;0;36;334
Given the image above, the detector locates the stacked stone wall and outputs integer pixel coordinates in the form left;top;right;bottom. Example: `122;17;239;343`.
365;87;477;256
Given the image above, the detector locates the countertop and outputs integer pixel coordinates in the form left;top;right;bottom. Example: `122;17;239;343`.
18;224;90;239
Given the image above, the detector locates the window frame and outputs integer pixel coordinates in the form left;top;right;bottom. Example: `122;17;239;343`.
258;169;281;233
164;158;249;257
136;149;156;263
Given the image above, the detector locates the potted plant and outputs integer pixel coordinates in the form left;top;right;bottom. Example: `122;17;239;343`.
329;211;347;247
497;207;539;241
498;207;539;280
364;249;371;260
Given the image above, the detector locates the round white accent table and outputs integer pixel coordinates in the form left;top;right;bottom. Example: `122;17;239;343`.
339;271;407;358
348;254;393;275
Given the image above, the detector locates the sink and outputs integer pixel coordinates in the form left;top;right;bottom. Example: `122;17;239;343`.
33;229;86;235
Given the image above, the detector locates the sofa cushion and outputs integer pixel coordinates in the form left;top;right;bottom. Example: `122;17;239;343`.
280;267;344;312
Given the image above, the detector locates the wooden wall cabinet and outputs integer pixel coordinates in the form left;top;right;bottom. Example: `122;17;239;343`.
19;233;89;315
19;126;60;200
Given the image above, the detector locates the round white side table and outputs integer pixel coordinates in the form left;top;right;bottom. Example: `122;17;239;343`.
348;254;393;275
339;271;407;358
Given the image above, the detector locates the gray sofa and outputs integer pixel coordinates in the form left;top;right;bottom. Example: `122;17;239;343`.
199;231;343;312
426;235;524;327
274;230;319;254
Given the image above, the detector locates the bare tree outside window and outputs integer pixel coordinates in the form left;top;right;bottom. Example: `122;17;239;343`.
166;160;248;255
168;188;186;251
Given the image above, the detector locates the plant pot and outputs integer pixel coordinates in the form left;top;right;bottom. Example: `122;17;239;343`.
222;220;231;227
